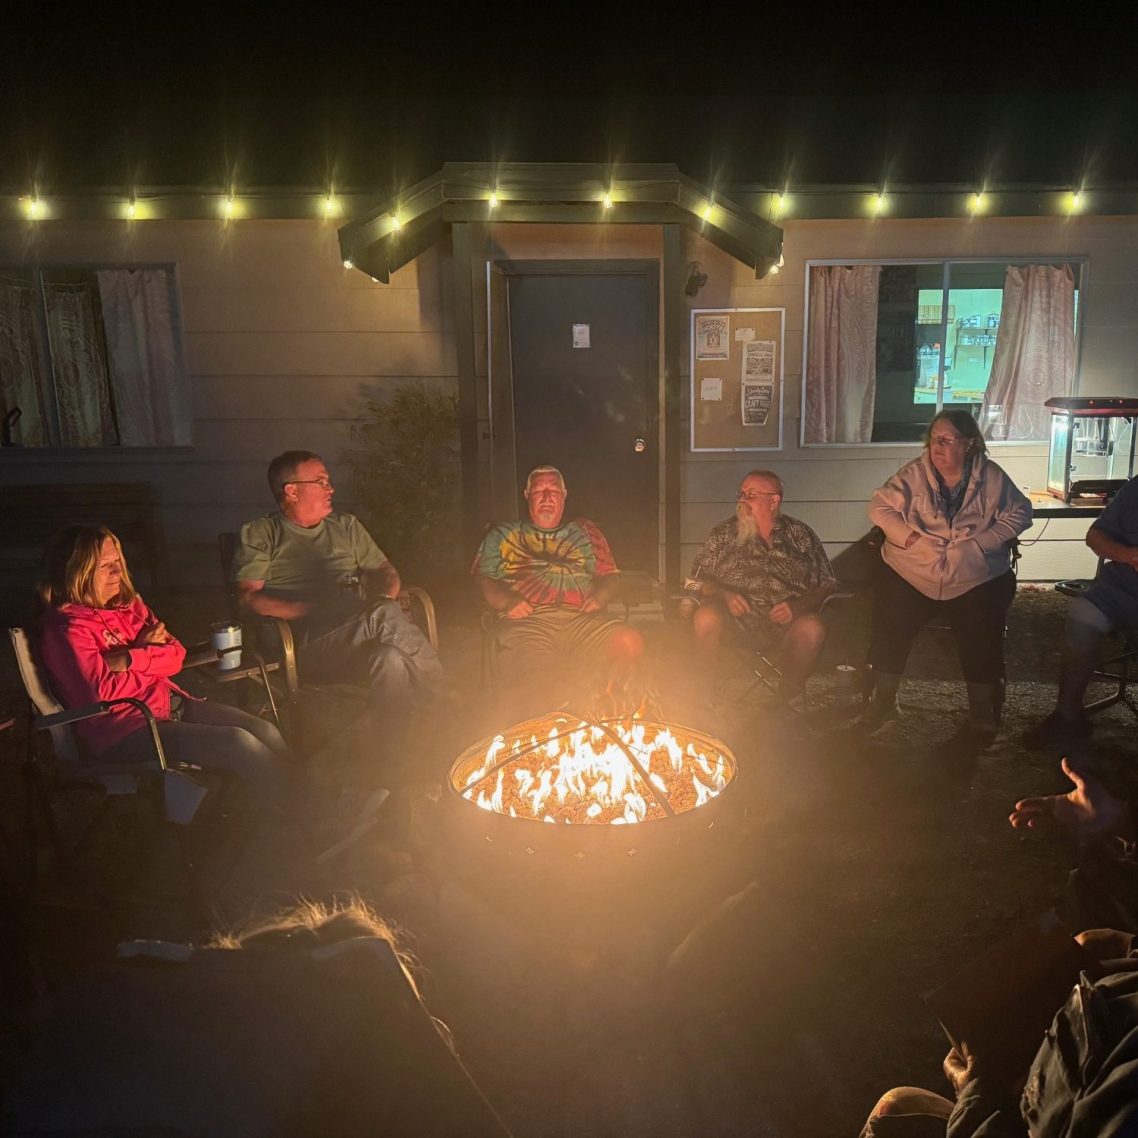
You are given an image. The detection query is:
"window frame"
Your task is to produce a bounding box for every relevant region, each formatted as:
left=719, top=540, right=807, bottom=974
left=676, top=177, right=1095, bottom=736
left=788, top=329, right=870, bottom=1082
left=0, top=260, right=191, bottom=451
left=798, top=254, right=1089, bottom=448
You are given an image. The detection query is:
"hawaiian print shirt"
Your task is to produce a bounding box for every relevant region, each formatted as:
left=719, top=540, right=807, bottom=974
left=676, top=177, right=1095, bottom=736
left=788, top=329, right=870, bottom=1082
left=689, top=514, right=835, bottom=635
left=472, top=518, right=618, bottom=609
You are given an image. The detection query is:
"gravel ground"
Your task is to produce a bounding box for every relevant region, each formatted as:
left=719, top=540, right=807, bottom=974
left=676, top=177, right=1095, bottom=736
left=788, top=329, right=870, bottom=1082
left=2, top=582, right=1136, bottom=1135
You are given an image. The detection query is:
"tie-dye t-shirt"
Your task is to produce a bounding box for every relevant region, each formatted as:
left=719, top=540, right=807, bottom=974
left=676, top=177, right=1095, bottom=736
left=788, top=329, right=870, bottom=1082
left=471, top=518, right=618, bottom=609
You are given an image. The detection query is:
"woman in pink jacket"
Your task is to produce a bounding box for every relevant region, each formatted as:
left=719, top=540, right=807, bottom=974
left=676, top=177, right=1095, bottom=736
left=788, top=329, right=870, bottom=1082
left=862, top=410, right=1032, bottom=742
left=38, top=524, right=297, bottom=809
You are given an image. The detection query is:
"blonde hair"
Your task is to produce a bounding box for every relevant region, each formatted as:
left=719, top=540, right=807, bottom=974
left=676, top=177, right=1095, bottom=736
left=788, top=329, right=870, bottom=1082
left=205, top=895, right=420, bottom=997
left=38, top=524, right=137, bottom=609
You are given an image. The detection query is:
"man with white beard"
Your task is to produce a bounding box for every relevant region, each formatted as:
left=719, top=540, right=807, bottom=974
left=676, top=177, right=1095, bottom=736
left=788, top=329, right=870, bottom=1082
left=686, top=470, right=836, bottom=707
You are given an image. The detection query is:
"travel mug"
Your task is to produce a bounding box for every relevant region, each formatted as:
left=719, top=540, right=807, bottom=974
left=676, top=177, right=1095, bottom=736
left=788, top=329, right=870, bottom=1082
left=210, top=622, right=243, bottom=671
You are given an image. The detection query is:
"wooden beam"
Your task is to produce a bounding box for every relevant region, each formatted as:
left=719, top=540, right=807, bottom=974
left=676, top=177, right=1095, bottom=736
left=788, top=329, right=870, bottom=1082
left=662, top=224, right=684, bottom=594
left=450, top=223, right=482, bottom=559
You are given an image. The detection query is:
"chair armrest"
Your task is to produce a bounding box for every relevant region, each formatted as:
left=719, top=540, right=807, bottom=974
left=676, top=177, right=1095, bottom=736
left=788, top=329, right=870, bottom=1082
left=182, top=642, right=220, bottom=669
left=402, top=587, right=439, bottom=650
left=819, top=590, right=854, bottom=615
left=35, top=696, right=169, bottom=771
left=260, top=616, right=299, bottom=695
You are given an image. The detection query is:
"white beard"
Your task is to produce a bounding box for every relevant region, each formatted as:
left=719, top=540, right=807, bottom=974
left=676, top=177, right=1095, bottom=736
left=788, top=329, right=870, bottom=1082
left=735, top=505, right=759, bottom=544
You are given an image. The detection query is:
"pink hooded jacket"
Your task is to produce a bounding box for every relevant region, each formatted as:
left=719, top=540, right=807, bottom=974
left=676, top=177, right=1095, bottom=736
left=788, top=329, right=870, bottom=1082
left=38, top=597, right=188, bottom=756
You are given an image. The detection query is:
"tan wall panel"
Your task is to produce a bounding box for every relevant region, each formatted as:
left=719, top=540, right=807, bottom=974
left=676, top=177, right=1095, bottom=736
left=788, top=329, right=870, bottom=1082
left=192, top=374, right=456, bottom=419
left=181, top=283, right=448, bottom=334
left=184, top=330, right=455, bottom=378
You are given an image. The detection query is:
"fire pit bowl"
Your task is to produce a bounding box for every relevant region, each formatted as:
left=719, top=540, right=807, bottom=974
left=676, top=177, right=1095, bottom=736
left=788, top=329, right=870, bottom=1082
left=445, top=710, right=739, bottom=869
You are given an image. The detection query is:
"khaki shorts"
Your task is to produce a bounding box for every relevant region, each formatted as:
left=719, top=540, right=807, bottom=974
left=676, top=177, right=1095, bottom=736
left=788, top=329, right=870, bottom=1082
left=492, top=606, right=625, bottom=677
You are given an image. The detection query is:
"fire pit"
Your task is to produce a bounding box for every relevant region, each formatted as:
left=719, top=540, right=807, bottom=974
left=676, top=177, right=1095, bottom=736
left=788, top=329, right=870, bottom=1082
left=445, top=711, right=739, bottom=871
left=451, top=711, right=736, bottom=826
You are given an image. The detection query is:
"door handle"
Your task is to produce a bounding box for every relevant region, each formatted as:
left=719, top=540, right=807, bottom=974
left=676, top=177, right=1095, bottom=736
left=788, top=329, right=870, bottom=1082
left=633, top=437, right=647, bottom=453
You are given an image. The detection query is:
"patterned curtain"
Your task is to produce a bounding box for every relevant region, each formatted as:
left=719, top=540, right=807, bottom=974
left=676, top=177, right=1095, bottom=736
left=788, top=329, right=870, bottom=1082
left=97, top=268, right=191, bottom=446
left=804, top=264, right=882, bottom=443
left=980, top=264, right=1076, bottom=442
left=0, top=274, right=51, bottom=445
left=44, top=282, right=117, bottom=447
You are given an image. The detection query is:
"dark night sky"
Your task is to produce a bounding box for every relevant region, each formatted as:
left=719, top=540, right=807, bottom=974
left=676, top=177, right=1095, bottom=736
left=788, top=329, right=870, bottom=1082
left=3, top=2, right=1138, bottom=194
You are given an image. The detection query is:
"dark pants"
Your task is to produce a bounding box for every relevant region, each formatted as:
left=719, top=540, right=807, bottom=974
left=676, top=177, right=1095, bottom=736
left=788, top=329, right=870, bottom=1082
left=296, top=598, right=445, bottom=717
left=868, top=565, right=1016, bottom=683
left=100, top=699, right=298, bottom=811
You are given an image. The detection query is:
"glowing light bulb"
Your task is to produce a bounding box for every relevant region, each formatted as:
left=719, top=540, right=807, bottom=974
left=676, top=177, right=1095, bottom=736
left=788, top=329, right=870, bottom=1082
left=872, top=193, right=886, bottom=214
left=126, top=201, right=137, bottom=220
left=702, top=203, right=713, bottom=221
left=777, top=253, right=785, bottom=268
left=768, top=263, right=780, bottom=275
left=390, top=214, right=401, bottom=231
left=322, top=195, right=338, bottom=217
left=970, top=192, right=986, bottom=213
left=21, top=196, right=42, bottom=220
left=489, top=192, right=498, bottom=208
left=1068, top=190, right=1083, bottom=212
left=602, top=191, right=612, bottom=209
left=343, top=258, right=354, bottom=270
left=774, top=193, right=786, bottom=214
left=222, top=196, right=236, bottom=218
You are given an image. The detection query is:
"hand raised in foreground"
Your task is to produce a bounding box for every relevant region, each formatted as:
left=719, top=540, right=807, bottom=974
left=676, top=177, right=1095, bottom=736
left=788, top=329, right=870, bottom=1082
left=943, top=1042, right=977, bottom=1099
left=1009, top=757, right=1131, bottom=841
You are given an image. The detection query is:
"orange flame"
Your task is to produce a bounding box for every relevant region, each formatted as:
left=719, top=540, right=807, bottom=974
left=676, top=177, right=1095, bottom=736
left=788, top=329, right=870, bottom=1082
left=451, top=713, right=735, bottom=826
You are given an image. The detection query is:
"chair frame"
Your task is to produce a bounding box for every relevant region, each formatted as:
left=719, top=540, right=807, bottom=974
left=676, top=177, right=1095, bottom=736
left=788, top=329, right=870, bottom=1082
left=8, top=627, right=206, bottom=910
left=1055, top=566, right=1138, bottom=720
left=734, top=590, right=854, bottom=710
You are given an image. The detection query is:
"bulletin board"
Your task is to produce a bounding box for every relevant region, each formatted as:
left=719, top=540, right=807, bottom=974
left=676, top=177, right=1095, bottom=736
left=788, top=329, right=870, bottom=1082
left=690, top=307, right=785, bottom=451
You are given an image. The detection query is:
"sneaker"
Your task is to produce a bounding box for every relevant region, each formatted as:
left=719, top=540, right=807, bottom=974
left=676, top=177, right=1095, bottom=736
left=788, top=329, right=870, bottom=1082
left=1022, top=710, right=1093, bottom=750
left=851, top=695, right=899, bottom=733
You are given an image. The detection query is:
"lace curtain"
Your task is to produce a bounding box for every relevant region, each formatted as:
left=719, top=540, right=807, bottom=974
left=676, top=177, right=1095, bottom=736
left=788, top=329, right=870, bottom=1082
left=0, top=268, right=190, bottom=447
left=44, top=282, right=118, bottom=447
left=804, top=265, right=882, bottom=443
left=97, top=269, right=192, bottom=446
left=0, top=275, right=51, bottom=445
left=980, top=264, right=1076, bottom=441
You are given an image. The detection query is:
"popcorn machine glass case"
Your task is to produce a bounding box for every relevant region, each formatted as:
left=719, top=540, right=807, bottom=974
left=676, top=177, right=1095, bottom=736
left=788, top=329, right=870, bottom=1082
left=1046, top=397, right=1138, bottom=503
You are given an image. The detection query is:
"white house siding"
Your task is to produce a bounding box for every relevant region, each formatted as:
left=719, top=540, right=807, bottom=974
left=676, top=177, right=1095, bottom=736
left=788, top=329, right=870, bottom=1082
left=0, top=220, right=453, bottom=584
left=676, top=215, right=1138, bottom=583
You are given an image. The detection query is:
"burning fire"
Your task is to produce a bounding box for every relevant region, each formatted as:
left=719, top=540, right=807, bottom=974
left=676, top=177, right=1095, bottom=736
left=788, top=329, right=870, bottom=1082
left=451, top=713, right=736, bottom=826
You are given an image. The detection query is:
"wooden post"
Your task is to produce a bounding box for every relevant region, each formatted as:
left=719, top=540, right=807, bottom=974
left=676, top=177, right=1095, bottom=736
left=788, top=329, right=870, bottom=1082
left=662, top=224, right=685, bottom=595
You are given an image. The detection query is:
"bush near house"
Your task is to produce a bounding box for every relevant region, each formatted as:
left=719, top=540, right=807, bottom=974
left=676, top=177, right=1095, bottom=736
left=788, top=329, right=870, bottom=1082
left=343, top=382, right=463, bottom=590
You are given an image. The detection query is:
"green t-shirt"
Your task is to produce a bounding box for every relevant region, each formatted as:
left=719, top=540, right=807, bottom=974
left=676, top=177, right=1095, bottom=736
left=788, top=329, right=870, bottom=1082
left=233, top=512, right=387, bottom=601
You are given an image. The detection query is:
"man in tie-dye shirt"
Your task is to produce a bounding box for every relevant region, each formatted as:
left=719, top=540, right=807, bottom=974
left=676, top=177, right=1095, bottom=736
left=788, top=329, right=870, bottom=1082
left=472, top=466, right=643, bottom=700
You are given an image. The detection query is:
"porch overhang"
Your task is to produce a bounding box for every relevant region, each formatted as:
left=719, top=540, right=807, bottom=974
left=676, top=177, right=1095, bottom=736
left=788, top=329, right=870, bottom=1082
left=337, top=162, right=783, bottom=282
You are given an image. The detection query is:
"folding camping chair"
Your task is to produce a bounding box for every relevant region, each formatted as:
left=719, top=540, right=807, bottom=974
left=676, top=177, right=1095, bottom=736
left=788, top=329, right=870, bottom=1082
left=9, top=627, right=211, bottom=905
left=1056, top=561, right=1138, bottom=719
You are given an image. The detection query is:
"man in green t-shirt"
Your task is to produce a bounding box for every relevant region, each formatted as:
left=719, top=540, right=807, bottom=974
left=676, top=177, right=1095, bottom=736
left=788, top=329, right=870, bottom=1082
left=234, top=451, right=444, bottom=727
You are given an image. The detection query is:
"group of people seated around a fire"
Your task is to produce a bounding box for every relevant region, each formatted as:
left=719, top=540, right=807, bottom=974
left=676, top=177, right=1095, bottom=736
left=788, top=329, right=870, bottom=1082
left=20, top=409, right=1138, bottom=1137
left=32, top=406, right=1138, bottom=820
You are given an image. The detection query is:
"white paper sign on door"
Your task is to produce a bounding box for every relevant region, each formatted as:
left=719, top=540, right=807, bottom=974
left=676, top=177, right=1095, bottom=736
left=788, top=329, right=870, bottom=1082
left=572, top=324, right=590, bottom=349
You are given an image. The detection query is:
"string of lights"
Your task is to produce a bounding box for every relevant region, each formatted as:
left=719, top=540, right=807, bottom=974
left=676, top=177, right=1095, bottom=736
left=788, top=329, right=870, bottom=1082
left=5, top=186, right=1112, bottom=224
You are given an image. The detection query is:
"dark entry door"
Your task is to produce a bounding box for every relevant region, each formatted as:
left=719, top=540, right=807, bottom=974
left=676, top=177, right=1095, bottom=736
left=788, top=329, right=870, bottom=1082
left=505, top=264, right=659, bottom=575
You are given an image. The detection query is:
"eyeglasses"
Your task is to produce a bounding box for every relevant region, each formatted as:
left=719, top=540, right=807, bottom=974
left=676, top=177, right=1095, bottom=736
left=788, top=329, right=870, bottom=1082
left=287, top=478, right=333, bottom=490
left=736, top=490, right=779, bottom=501
left=929, top=435, right=967, bottom=447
